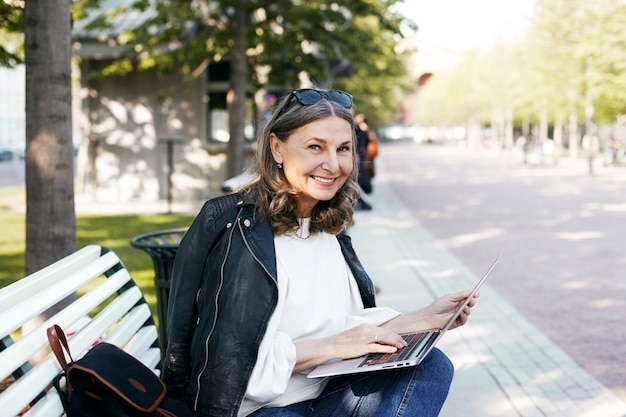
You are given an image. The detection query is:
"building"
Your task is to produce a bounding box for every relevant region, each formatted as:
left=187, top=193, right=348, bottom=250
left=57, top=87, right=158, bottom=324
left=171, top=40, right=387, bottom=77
left=72, top=1, right=257, bottom=204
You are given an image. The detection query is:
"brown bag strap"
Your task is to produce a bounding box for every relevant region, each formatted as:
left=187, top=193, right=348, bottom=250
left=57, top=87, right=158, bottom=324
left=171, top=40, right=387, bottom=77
left=47, top=324, right=73, bottom=372
left=156, top=408, right=177, bottom=417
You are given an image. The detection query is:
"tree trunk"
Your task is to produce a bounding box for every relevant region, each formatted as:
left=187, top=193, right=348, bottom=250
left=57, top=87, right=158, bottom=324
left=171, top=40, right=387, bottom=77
left=24, top=0, right=76, bottom=277
left=227, top=1, right=249, bottom=178
left=539, top=110, right=549, bottom=164
left=490, top=107, right=501, bottom=147
left=504, top=107, right=514, bottom=149
left=568, top=112, right=579, bottom=161
left=553, top=116, right=563, bottom=164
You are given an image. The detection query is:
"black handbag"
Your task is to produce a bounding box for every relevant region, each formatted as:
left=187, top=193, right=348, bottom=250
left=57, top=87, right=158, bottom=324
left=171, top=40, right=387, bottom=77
left=47, top=324, right=195, bottom=417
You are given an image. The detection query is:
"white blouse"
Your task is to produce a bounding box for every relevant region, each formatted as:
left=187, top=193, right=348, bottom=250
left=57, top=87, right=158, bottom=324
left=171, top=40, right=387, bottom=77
left=238, top=219, right=400, bottom=416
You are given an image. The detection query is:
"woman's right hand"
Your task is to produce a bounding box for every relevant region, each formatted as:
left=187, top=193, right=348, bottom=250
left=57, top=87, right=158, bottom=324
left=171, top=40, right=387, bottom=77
left=331, top=323, right=407, bottom=359
left=293, top=323, right=406, bottom=374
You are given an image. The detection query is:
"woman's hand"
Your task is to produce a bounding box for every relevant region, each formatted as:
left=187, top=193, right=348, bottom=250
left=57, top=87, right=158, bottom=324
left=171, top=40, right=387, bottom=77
left=426, top=289, right=479, bottom=330
left=330, top=323, right=407, bottom=359
left=293, top=324, right=406, bottom=374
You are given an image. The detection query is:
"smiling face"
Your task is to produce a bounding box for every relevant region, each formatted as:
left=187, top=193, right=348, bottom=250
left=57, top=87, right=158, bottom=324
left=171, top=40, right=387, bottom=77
left=270, top=116, right=355, bottom=218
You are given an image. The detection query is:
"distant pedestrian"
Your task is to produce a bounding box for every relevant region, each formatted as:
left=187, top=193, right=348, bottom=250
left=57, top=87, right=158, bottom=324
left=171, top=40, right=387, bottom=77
left=354, top=113, right=377, bottom=211
left=355, top=113, right=376, bottom=195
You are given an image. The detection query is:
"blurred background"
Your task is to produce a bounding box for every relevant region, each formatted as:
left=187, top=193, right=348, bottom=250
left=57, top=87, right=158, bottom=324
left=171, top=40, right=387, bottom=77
left=1, top=0, right=624, bottom=201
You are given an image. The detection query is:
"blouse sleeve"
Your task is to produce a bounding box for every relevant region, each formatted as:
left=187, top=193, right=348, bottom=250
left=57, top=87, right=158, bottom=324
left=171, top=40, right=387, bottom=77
left=345, top=267, right=401, bottom=329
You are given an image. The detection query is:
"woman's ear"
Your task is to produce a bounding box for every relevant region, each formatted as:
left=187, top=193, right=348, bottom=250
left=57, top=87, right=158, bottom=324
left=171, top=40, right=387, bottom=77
left=269, top=133, right=283, bottom=164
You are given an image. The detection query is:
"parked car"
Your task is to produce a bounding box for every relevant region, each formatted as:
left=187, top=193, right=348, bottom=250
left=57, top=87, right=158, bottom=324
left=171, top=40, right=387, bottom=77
left=220, top=170, right=255, bottom=193
left=0, top=147, right=14, bottom=162
left=377, top=124, right=424, bottom=143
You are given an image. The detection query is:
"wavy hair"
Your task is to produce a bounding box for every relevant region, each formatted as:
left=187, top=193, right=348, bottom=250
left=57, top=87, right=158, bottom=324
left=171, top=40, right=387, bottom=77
left=240, top=90, right=360, bottom=236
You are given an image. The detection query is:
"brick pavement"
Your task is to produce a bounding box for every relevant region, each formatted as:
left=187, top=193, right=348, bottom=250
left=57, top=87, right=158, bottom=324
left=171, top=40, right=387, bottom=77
left=349, top=155, right=626, bottom=417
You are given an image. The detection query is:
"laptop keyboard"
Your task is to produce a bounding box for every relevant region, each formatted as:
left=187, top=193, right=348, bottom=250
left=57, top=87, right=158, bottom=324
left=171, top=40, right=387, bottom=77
left=358, top=332, right=429, bottom=368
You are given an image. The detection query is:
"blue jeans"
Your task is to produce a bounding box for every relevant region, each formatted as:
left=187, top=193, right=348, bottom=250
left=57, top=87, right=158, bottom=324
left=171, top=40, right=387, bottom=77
left=249, top=348, right=454, bottom=417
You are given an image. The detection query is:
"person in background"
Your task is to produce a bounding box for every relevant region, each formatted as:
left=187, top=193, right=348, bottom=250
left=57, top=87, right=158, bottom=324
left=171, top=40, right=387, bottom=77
left=354, top=113, right=376, bottom=210
left=162, top=87, right=479, bottom=417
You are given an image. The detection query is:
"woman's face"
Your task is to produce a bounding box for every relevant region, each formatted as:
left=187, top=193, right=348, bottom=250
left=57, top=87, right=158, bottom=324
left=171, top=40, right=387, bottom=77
left=270, top=116, right=354, bottom=218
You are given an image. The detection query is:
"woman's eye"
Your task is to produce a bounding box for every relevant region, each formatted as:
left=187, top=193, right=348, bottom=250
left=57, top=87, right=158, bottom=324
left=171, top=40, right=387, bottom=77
left=309, top=144, right=321, bottom=150
left=338, top=146, right=351, bottom=152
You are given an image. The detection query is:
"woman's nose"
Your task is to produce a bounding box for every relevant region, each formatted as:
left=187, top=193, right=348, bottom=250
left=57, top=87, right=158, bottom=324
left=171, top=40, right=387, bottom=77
left=322, top=151, right=339, bottom=171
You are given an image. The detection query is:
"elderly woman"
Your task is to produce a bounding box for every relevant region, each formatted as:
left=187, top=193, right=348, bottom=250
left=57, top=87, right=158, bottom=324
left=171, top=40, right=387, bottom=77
left=162, top=88, right=478, bottom=417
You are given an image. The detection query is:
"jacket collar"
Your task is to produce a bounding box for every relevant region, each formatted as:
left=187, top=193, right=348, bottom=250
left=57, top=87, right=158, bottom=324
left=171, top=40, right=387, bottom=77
left=235, top=200, right=278, bottom=280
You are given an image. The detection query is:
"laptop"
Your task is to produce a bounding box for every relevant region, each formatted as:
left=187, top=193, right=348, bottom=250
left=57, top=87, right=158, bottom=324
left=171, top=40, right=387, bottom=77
left=307, top=254, right=501, bottom=379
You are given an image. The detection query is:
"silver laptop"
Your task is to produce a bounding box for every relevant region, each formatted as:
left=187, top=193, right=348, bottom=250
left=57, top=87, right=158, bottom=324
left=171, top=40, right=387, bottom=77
left=307, top=254, right=501, bottom=379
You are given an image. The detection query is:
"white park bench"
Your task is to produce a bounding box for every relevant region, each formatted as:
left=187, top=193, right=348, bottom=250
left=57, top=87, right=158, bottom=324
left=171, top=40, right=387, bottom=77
left=0, top=245, right=161, bottom=417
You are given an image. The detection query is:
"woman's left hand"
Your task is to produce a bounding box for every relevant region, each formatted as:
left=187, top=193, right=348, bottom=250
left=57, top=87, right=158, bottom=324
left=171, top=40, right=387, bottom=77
left=426, top=289, right=479, bottom=330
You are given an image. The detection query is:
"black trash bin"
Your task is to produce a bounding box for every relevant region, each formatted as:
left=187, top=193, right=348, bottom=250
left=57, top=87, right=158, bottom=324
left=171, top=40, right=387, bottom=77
left=130, top=227, right=188, bottom=358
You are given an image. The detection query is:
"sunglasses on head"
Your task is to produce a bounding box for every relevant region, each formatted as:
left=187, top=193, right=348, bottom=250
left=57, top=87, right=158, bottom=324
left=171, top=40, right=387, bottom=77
left=276, top=88, right=353, bottom=117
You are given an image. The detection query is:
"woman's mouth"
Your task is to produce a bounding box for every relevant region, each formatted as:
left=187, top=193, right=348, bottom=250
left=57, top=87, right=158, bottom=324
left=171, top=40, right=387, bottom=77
left=311, top=175, right=335, bottom=184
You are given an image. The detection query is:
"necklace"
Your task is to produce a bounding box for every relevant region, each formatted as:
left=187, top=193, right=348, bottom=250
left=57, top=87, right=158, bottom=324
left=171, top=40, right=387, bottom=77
left=293, top=229, right=312, bottom=240
left=293, top=218, right=312, bottom=240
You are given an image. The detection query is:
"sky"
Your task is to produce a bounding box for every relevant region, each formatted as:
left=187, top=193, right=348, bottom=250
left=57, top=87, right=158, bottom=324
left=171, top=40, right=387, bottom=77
left=396, top=0, right=535, bottom=52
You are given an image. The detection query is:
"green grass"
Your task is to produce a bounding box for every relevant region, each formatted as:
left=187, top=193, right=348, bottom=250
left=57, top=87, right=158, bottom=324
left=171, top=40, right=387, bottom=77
left=0, top=187, right=195, bottom=322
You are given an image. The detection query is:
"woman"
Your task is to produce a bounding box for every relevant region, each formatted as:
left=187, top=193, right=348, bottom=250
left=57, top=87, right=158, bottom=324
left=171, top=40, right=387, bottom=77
left=162, top=88, right=478, bottom=417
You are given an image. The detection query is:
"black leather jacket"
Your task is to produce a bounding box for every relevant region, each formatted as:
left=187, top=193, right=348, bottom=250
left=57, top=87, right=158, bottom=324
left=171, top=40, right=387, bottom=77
left=162, top=193, right=377, bottom=417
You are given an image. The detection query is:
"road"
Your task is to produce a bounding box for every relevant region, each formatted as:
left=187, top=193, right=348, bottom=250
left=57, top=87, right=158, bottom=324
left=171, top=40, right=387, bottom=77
left=379, top=141, right=626, bottom=403
left=0, top=158, right=24, bottom=188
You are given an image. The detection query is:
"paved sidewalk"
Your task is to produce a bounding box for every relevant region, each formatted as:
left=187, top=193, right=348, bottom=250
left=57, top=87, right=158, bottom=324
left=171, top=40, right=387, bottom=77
left=69, top=153, right=626, bottom=416
left=349, top=163, right=626, bottom=417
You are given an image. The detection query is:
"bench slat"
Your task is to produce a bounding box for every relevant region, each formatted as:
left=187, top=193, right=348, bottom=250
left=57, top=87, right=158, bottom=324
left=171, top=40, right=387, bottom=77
left=65, top=287, right=144, bottom=358
left=0, top=290, right=147, bottom=416
left=0, top=251, right=125, bottom=338
left=0, top=245, right=162, bottom=417
left=22, top=390, right=65, bottom=417
left=105, top=305, right=154, bottom=350
left=0, top=246, right=103, bottom=315
left=139, top=348, right=162, bottom=374
left=0, top=356, right=60, bottom=416
left=0, top=268, right=132, bottom=382
left=122, top=325, right=160, bottom=365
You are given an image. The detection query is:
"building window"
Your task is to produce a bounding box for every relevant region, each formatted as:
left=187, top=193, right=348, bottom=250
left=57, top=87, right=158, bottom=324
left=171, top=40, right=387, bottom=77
left=206, top=62, right=256, bottom=144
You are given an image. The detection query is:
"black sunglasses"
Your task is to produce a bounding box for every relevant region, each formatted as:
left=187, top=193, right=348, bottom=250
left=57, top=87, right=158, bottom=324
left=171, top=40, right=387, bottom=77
left=276, top=88, right=353, bottom=117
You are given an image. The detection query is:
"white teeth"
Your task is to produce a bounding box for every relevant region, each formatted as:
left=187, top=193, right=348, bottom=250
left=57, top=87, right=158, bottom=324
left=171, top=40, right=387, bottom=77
left=313, top=176, right=334, bottom=183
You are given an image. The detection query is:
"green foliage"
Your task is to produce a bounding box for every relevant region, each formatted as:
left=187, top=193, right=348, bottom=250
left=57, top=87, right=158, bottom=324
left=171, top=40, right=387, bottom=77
left=519, top=0, right=626, bottom=124
left=1, top=0, right=414, bottom=130
left=71, top=0, right=108, bottom=22
left=73, top=0, right=413, bottom=126
left=0, top=0, right=109, bottom=67
left=411, top=0, right=626, bottom=130
left=5, top=0, right=626, bottom=130
left=329, top=4, right=413, bottom=127
left=583, top=0, right=626, bottom=122
left=0, top=1, right=24, bottom=66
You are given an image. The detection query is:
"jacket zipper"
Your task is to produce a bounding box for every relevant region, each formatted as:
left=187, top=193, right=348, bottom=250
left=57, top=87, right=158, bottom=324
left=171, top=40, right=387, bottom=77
left=193, top=209, right=240, bottom=409
left=238, top=217, right=278, bottom=286
left=233, top=216, right=279, bottom=411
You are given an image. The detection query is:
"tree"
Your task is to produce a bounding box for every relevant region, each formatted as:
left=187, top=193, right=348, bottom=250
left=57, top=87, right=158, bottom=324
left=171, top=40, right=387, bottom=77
left=24, top=0, right=76, bottom=278
left=79, top=0, right=412, bottom=176
left=520, top=0, right=626, bottom=161
left=1, top=0, right=412, bottom=278
left=0, top=0, right=23, bottom=67
left=580, top=0, right=626, bottom=123
left=408, top=0, right=626, bottom=161
left=0, top=0, right=77, bottom=277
